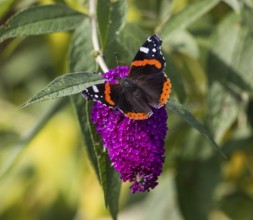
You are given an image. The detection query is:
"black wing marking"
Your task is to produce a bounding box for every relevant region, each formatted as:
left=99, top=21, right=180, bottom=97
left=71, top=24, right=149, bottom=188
left=82, top=83, right=151, bottom=114
left=82, top=83, right=116, bottom=107
left=108, top=84, right=152, bottom=115
left=129, top=34, right=166, bottom=77
left=135, top=72, right=170, bottom=108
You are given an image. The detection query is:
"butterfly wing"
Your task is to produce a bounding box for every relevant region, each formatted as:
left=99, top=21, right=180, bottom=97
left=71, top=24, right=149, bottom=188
left=136, top=72, right=171, bottom=109
left=117, top=86, right=153, bottom=120
left=128, top=34, right=171, bottom=108
left=82, top=83, right=118, bottom=107
left=129, top=34, right=166, bottom=77
left=82, top=83, right=152, bottom=120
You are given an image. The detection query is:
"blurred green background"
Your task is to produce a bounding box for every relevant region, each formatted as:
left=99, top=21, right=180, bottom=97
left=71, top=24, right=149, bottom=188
left=1, top=0, right=253, bottom=219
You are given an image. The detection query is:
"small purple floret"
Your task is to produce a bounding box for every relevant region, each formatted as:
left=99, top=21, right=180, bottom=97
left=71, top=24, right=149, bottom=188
left=90, top=66, right=168, bottom=193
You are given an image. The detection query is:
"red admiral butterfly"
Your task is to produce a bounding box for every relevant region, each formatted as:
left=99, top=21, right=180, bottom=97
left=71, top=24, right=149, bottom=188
left=82, top=34, right=171, bottom=120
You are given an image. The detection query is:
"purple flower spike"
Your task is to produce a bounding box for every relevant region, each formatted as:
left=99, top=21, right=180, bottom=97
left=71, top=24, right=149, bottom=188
left=91, top=66, right=168, bottom=193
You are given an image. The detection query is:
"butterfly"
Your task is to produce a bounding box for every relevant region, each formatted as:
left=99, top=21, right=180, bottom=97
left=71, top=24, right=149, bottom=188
left=82, top=34, right=171, bottom=120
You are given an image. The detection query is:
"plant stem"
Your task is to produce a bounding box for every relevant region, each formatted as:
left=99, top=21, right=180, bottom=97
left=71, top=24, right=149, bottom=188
left=89, top=0, right=109, bottom=73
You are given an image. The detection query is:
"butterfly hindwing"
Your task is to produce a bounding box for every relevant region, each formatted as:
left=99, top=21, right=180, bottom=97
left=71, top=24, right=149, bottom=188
left=135, top=72, right=172, bottom=108
left=118, top=86, right=153, bottom=119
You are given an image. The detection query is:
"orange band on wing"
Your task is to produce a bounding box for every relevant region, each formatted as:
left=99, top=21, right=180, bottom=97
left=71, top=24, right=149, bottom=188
left=125, top=112, right=150, bottom=120
left=104, top=83, right=115, bottom=106
left=159, top=78, right=171, bottom=105
left=131, top=59, right=162, bottom=69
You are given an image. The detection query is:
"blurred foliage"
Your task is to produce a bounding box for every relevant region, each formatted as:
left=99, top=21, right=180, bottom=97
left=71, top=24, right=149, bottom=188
left=1, top=0, right=253, bottom=219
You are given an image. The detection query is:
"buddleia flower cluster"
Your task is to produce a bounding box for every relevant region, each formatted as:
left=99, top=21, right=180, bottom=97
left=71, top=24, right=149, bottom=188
left=90, top=66, right=168, bottom=193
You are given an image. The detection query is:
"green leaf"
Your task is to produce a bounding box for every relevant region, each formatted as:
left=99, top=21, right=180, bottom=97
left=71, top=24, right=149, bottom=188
left=69, top=13, right=120, bottom=220
left=71, top=95, right=100, bottom=179
left=103, top=23, right=147, bottom=67
left=116, top=23, right=147, bottom=59
left=85, top=100, right=121, bottom=220
left=0, top=4, right=86, bottom=42
left=164, top=53, right=186, bottom=103
left=206, top=82, right=239, bottom=143
left=69, top=18, right=97, bottom=72
left=207, top=13, right=253, bottom=92
left=98, top=149, right=121, bottom=220
left=19, top=72, right=104, bottom=108
left=223, top=135, right=253, bottom=155
left=144, top=175, right=183, bottom=220
left=219, top=192, right=253, bottom=220
left=0, top=99, right=68, bottom=178
left=71, top=96, right=121, bottom=220
left=206, top=12, right=253, bottom=142
left=176, top=156, right=221, bottom=220
left=97, top=0, right=128, bottom=49
left=176, top=129, right=215, bottom=160
left=166, top=99, right=227, bottom=158
left=160, top=0, right=220, bottom=41
left=166, top=30, right=199, bottom=59
left=222, top=0, right=241, bottom=13
left=69, top=15, right=99, bottom=178
left=242, top=5, right=253, bottom=33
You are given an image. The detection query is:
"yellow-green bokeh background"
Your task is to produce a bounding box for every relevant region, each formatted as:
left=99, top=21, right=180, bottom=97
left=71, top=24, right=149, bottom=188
left=1, top=0, right=253, bottom=219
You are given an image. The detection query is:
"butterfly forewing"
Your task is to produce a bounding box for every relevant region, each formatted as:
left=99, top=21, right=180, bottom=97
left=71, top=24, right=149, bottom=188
left=82, top=83, right=116, bottom=107
left=129, top=34, right=166, bottom=76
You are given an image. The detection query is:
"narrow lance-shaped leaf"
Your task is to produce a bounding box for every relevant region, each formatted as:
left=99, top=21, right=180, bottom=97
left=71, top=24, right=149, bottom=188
left=0, top=98, right=68, bottom=178
left=166, top=99, right=227, bottom=159
left=160, top=0, right=220, bottom=41
left=71, top=95, right=100, bottom=180
left=164, top=53, right=186, bottom=103
left=0, top=4, right=86, bottom=42
left=70, top=80, right=121, bottom=220
left=85, top=100, right=121, bottom=220
left=206, top=13, right=253, bottom=142
left=69, top=14, right=121, bottom=219
left=207, top=13, right=253, bottom=92
left=176, top=156, right=221, bottom=220
left=99, top=155, right=121, bottom=220
left=69, top=19, right=97, bottom=72
left=97, top=0, right=128, bottom=49
left=19, top=72, right=104, bottom=108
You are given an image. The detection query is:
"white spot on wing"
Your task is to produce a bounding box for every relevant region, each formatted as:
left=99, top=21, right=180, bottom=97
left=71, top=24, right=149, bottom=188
left=92, top=85, right=99, bottom=93
left=152, top=48, right=156, bottom=52
left=140, top=47, right=149, bottom=53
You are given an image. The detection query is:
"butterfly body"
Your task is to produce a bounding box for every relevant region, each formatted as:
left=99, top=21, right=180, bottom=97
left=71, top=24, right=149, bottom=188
left=82, top=34, right=171, bottom=120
